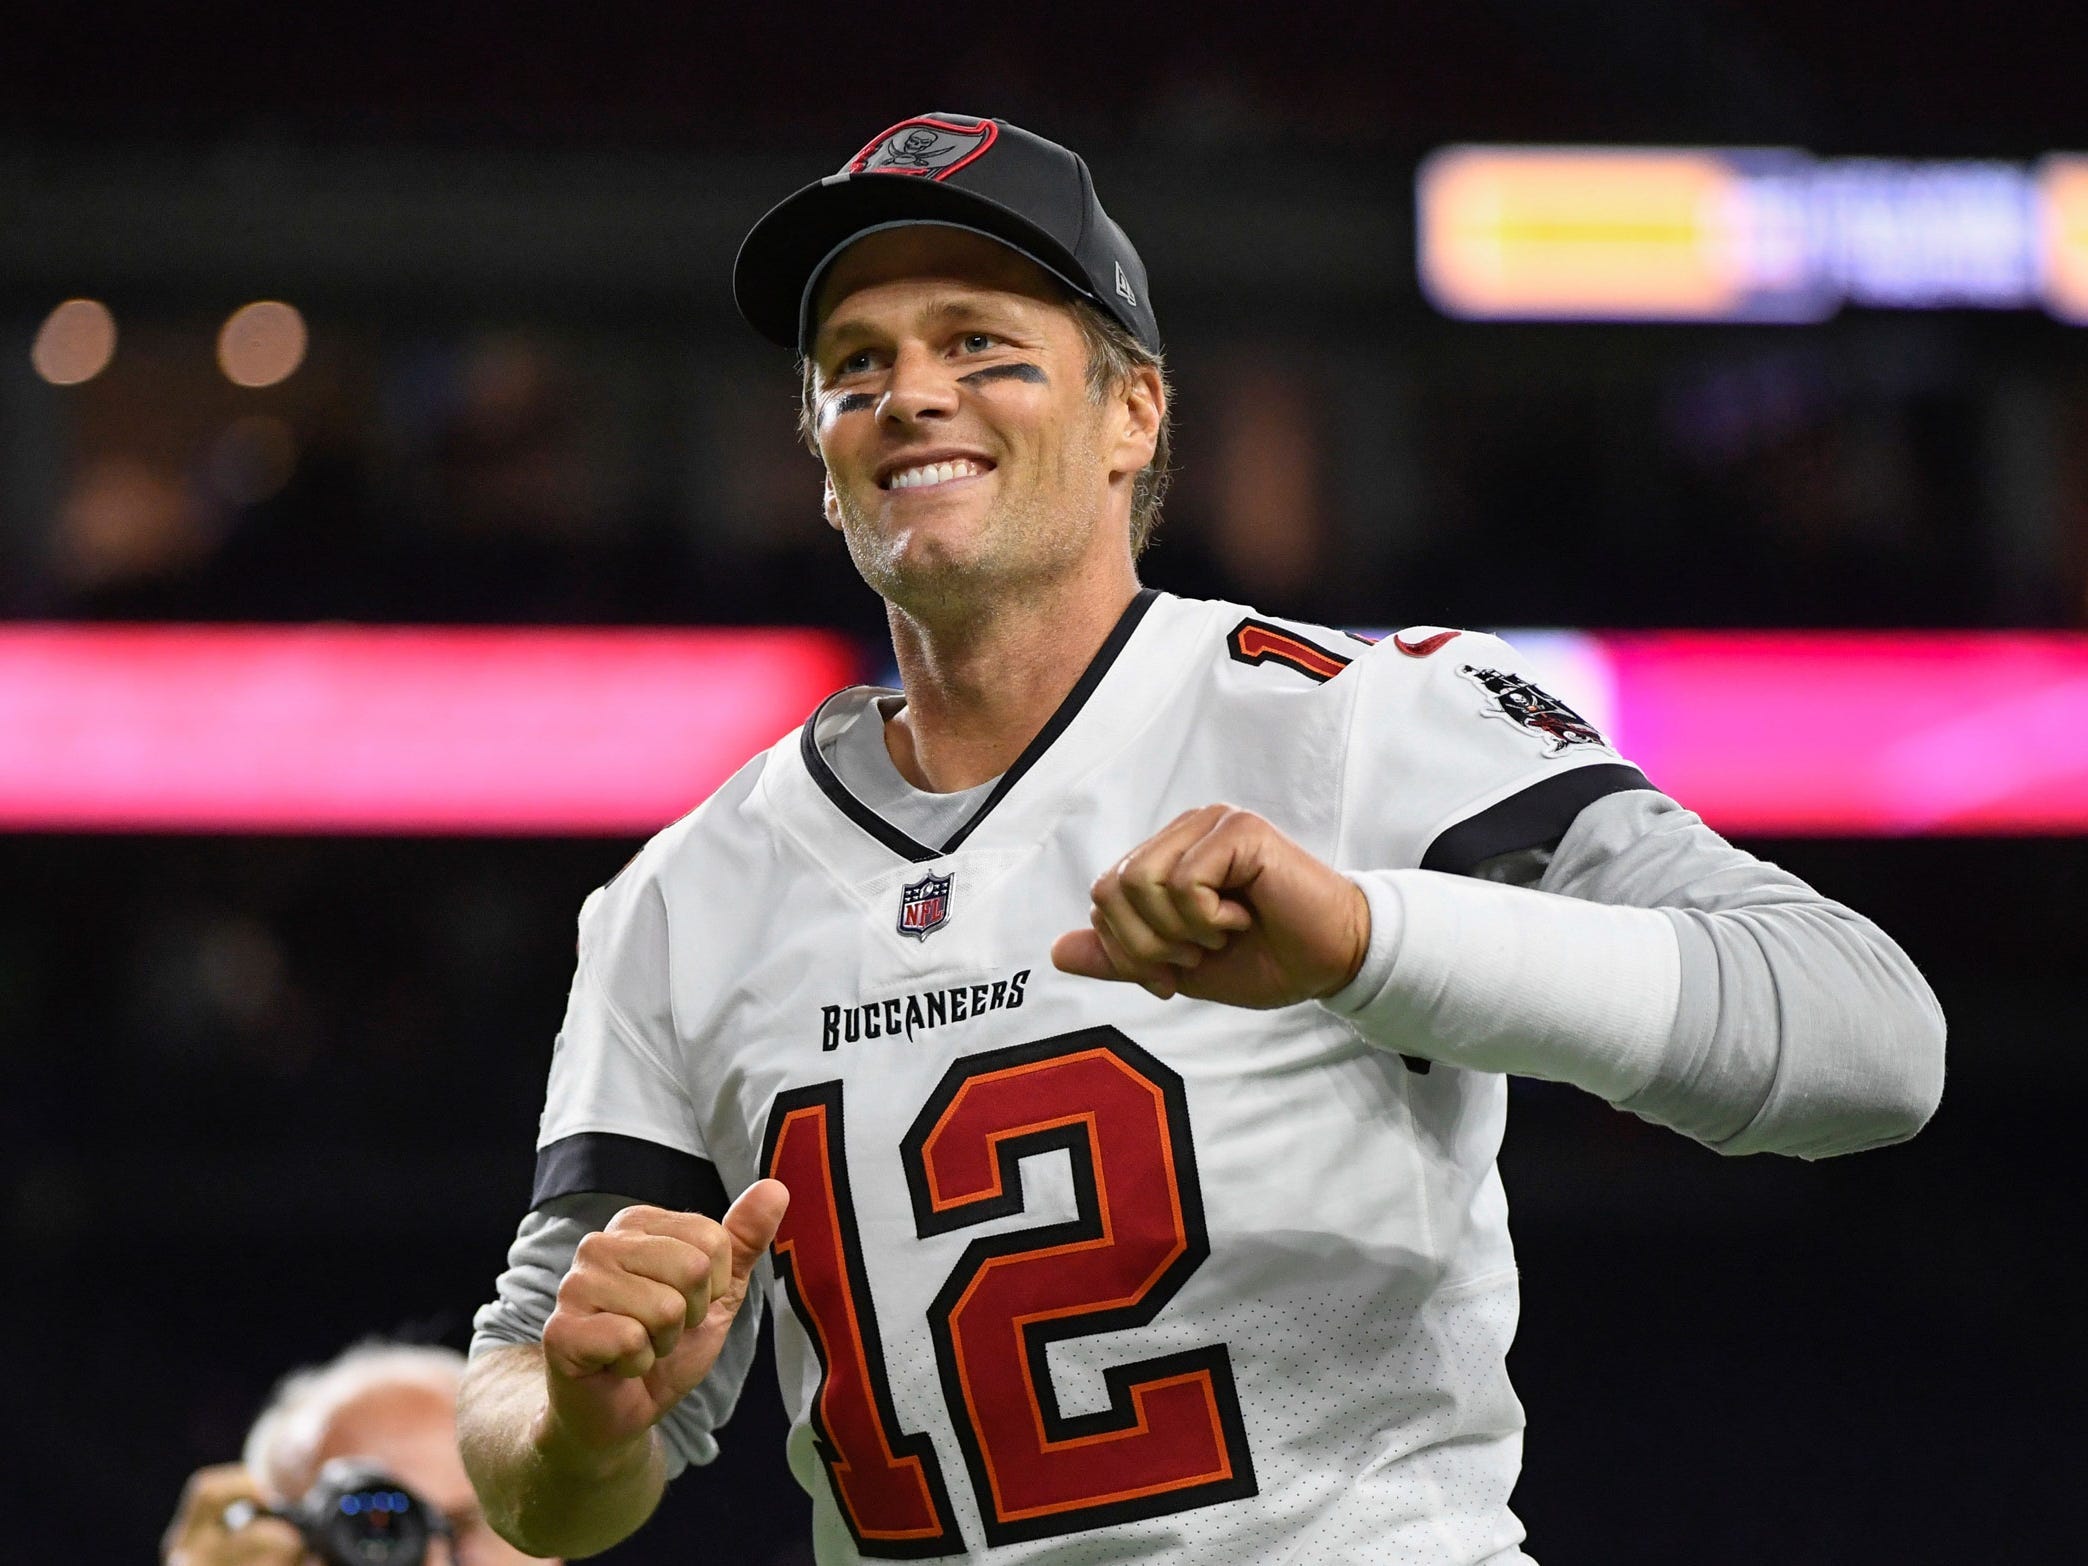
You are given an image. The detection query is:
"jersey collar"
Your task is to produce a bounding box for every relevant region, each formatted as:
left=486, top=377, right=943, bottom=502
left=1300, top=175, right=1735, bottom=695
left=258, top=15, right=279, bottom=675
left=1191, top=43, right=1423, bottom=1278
left=798, top=587, right=1161, bottom=865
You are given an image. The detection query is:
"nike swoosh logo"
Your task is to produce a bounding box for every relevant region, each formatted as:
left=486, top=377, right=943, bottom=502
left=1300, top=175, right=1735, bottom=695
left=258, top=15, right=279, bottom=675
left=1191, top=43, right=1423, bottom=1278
left=1393, top=630, right=1462, bottom=658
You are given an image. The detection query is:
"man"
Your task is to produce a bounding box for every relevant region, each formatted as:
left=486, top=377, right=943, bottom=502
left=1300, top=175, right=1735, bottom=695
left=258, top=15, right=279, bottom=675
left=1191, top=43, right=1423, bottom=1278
left=164, top=1341, right=553, bottom=1566
left=459, top=114, right=1944, bottom=1563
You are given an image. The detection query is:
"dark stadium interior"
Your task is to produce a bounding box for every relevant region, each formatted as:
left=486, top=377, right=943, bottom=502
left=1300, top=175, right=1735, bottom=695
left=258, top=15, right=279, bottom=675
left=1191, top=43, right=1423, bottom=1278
left=3, top=5, right=2082, bottom=1561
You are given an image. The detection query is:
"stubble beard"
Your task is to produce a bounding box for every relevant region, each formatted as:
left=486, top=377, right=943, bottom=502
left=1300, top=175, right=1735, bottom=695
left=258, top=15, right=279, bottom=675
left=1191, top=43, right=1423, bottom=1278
left=833, top=460, right=1101, bottom=629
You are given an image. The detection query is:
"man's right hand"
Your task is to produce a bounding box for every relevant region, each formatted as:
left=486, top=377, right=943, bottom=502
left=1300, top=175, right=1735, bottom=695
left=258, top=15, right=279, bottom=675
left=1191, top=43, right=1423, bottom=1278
left=161, top=1465, right=303, bottom=1566
left=537, top=1180, right=789, bottom=1458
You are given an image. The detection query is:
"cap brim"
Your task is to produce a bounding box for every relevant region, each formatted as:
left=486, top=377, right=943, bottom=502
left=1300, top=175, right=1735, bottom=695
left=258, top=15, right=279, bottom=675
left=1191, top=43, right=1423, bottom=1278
left=733, top=174, right=1101, bottom=354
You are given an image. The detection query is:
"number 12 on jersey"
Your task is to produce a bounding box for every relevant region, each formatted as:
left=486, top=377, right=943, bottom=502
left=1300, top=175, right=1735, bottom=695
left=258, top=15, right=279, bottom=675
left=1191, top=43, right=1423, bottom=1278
left=760, top=1028, right=1259, bottom=1555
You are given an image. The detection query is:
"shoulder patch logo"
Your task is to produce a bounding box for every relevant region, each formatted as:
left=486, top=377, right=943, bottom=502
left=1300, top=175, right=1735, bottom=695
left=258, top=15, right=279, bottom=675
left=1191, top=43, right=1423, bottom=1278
left=1227, top=618, right=1352, bottom=684
left=1459, top=664, right=1606, bottom=755
left=897, top=870, right=954, bottom=939
left=847, top=116, right=998, bottom=181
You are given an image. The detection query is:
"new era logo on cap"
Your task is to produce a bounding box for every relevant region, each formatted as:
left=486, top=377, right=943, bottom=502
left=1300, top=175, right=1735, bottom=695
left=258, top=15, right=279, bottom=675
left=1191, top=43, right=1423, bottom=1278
left=848, top=116, right=999, bottom=181
left=1115, top=260, right=1137, bottom=307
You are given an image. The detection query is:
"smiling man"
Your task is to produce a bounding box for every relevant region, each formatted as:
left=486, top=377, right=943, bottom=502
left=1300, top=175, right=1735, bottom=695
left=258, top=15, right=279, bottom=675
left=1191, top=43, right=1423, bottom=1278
left=458, top=114, right=1945, bottom=1564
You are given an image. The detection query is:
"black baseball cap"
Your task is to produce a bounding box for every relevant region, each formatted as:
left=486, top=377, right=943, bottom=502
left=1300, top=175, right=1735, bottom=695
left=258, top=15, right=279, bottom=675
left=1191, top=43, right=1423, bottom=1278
left=733, top=113, right=1160, bottom=357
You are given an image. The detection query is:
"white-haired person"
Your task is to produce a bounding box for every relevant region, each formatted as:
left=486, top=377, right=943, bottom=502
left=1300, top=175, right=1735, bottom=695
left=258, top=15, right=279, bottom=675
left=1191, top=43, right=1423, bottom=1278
left=164, top=1340, right=555, bottom=1566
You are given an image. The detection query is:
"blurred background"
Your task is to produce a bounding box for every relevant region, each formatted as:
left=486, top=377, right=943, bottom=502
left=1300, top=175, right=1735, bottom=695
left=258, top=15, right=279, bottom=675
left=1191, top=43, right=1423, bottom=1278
left=3, top=3, right=2083, bottom=1560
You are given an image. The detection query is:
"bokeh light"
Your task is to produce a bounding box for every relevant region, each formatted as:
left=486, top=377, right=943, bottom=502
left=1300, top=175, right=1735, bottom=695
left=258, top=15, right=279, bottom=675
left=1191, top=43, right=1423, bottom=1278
left=216, top=301, right=307, bottom=387
left=30, top=299, right=118, bottom=385
left=2040, top=155, right=2088, bottom=323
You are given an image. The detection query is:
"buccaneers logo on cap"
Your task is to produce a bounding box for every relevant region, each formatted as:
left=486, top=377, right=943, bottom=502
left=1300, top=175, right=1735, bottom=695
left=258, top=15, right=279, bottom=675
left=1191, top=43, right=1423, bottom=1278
left=1460, top=664, right=1607, bottom=755
left=848, top=116, right=998, bottom=181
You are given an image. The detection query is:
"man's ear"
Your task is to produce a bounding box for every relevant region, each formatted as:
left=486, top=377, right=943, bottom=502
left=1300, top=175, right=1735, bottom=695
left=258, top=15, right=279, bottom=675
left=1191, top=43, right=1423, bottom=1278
left=1109, top=364, right=1164, bottom=479
left=822, top=473, right=843, bottom=531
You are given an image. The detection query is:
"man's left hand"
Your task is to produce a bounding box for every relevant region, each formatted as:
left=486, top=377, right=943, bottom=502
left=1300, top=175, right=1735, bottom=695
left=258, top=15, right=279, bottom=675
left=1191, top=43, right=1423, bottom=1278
left=1051, top=805, right=1370, bottom=1008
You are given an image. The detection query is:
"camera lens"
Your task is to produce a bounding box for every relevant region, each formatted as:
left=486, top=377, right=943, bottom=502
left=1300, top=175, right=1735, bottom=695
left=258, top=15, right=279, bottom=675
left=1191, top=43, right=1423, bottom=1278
left=299, top=1459, right=442, bottom=1566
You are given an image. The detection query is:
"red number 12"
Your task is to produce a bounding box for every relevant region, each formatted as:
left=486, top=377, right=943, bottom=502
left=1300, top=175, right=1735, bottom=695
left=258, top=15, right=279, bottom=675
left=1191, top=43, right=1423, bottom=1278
left=761, top=1027, right=1257, bottom=1555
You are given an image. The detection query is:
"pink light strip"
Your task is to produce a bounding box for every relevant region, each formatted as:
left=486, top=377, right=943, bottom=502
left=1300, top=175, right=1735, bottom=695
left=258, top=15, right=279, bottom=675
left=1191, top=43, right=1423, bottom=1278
left=0, top=625, right=865, bottom=833
left=0, top=626, right=2082, bottom=836
left=1603, top=632, right=2088, bottom=835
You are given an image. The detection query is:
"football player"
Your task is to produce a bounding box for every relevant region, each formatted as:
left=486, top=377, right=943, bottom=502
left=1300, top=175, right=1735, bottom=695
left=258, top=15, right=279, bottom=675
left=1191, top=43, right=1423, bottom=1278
left=459, top=114, right=1944, bottom=1564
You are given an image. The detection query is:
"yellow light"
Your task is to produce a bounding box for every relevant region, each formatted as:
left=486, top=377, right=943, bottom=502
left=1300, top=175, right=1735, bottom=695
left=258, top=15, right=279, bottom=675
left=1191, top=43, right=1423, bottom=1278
left=217, top=301, right=308, bottom=388
left=2038, top=157, right=2088, bottom=324
left=31, top=299, right=118, bottom=385
left=1419, top=147, right=1753, bottom=319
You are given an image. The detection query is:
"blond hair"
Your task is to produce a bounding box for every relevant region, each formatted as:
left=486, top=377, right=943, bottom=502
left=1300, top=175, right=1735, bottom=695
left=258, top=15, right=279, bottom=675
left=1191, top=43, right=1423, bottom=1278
left=240, top=1340, right=463, bottom=1504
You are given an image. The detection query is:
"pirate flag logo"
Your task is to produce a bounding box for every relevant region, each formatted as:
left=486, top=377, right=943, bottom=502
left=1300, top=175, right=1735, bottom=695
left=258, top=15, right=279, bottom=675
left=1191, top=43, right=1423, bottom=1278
left=1459, top=664, right=1606, bottom=756
left=848, top=116, right=999, bottom=181
left=897, top=870, right=954, bottom=940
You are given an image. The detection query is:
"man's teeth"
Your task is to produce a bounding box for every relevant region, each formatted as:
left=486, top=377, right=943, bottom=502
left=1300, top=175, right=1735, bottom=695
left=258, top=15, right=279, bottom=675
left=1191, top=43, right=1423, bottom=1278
left=887, top=459, right=985, bottom=490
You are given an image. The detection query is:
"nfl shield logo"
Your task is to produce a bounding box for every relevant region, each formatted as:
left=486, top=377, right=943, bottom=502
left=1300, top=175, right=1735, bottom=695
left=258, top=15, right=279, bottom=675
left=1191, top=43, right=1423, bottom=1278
left=897, top=871, right=953, bottom=941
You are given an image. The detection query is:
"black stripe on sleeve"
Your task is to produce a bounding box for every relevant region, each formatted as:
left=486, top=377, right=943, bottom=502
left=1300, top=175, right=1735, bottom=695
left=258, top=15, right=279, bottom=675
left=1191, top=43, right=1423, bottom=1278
left=1420, top=763, right=1656, bottom=877
left=531, top=1131, right=729, bottom=1217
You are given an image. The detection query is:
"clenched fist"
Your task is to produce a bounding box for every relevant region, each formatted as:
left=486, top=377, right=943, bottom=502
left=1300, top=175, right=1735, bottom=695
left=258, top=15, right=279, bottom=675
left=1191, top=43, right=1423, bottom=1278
left=1051, top=804, right=1371, bottom=1008
left=538, top=1181, right=789, bottom=1457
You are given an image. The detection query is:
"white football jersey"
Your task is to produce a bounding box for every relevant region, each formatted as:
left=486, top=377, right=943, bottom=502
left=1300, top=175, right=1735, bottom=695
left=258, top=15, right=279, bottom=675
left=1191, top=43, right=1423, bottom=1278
left=531, top=590, right=1652, bottom=1565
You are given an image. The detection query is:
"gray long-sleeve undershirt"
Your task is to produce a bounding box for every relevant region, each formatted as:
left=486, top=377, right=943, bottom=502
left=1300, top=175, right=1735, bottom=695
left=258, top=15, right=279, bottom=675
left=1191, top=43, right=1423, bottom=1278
left=469, top=787, right=1945, bottom=1469
left=1534, top=790, right=1943, bottom=1156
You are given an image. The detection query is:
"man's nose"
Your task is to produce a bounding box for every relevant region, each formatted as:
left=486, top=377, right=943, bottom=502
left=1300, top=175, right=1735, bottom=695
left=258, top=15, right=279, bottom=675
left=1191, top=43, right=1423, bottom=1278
left=877, top=343, right=958, bottom=427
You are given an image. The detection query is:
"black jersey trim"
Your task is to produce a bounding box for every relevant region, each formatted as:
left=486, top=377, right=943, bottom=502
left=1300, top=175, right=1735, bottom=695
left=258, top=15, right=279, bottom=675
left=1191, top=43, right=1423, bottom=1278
left=530, top=1131, right=729, bottom=1218
left=1420, top=763, right=1656, bottom=877
left=799, top=588, right=1160, bottom=865
left=939, top=588, right=1158, bottom=853
left=800, top=702, right=944, bottom=863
